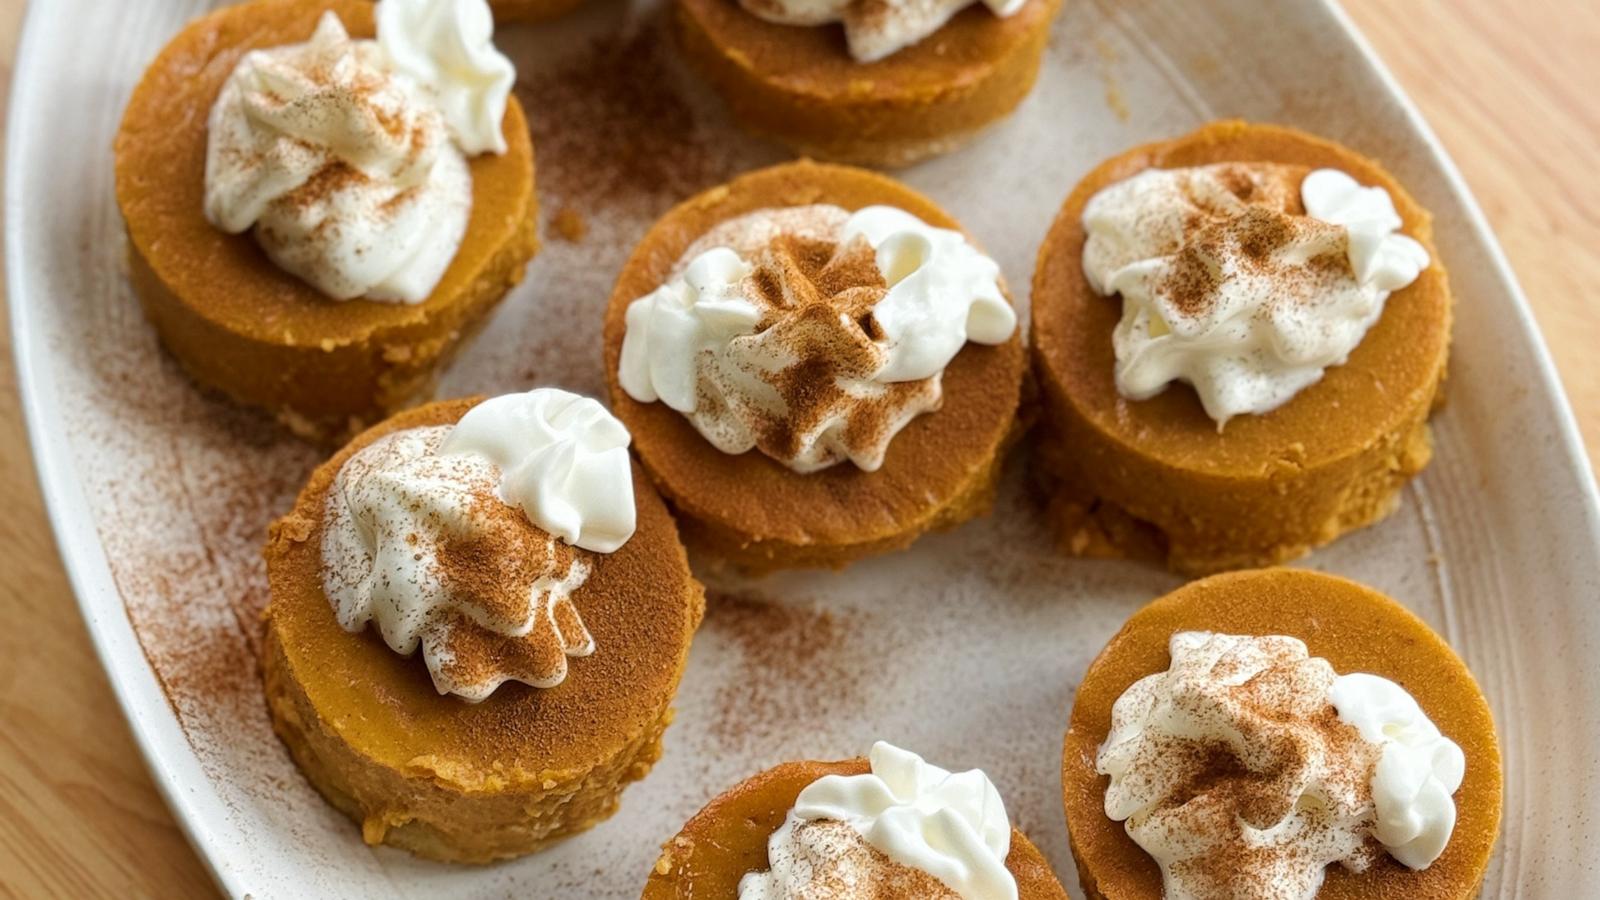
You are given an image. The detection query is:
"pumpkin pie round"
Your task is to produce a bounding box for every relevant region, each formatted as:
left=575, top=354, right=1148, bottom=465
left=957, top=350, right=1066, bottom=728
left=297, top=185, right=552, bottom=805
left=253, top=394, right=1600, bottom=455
left=601, top=160, right=1027, bottom=573
left=1062, top=568, right=1501, bottom=900
left=115, top=0, right=538, bottom=442
left=262, top=396, right=704, bottom=863
left=1030, top=121, right=1452, bottom=575
left=673, top=0, right=1063, bottom=167
left=644, top=757, right=1070, bottom=898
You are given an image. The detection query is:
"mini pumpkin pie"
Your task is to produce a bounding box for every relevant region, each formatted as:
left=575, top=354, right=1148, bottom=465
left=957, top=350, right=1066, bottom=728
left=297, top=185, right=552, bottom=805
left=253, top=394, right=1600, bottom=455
left=602, top=160, right=1027, bottom=573
left=115, top=0, right=537, bottom=442
left=674, top=0, right=1063, bottom=167
left=645, top=742, right=1070, bottom=898
left=1062, top=568, right=1501, bottom=899
left=262, top=390, right=704, bottom=863
left=1031, top=121, right=1452, bottom=575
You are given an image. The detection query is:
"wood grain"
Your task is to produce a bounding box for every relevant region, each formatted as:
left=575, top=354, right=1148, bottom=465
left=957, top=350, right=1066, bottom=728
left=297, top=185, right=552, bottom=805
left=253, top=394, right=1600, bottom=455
left=0, top=1, right=1596, bottom=897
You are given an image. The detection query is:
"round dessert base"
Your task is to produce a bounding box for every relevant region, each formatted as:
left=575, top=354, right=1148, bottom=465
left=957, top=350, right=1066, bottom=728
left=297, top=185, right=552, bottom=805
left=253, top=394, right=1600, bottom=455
left=262, top=399, right=704, bottom=864
left=1062, top=569, right=1502, bottom=900
left=1030, top=120, right=1452, bottom=576
left=114, top=0, right=539, bottom=444
left=262, top=629, right=673, bottom=864
left=602, top=160, right=1028, bottom=574
left=1032, top=413, right=1434, bottom=576
left=489, top=0, right=588, bottom=23
left=682, top=428, right=1015, bottom=575
left=672, top=0, right=1062, bottom=168
left=643, top=758, right=1071, bottom=898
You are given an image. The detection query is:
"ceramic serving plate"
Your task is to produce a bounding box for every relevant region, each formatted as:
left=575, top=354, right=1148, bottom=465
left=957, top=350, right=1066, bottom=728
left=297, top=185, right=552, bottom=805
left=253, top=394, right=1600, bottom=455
left=9, top=0, right=1600, bottom=896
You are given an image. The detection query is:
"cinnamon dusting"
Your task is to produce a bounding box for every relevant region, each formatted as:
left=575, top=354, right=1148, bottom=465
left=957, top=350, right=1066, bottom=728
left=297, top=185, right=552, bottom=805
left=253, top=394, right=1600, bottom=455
left=319, top=426, right=597, bottom=701
left=434, top=494, right=577, bottom=627
left=1101, top=634, right=1390, bottom=898
left=706, top=591, right=862, bottom=752
left=1149, top=169, right=1352, bottom=320
left=668, top=206, right=947, bottom=472
left=754, top=818, right=962, bottom=899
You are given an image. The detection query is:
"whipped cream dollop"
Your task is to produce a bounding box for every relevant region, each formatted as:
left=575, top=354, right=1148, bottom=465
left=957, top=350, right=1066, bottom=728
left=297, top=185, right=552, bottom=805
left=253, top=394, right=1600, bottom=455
left=740, top=819, right=965, bottom=899
left=618, top=204, right=1014, bottom=473
left=740, top=0, right=1027, bottom=63
left=1098, top=631, right=1465, bottom=900
left=1329, top=672, right=1467, bottom=869
left=204, top=0, right=513, bottom=302
left=320, top=389, right=634, bottom=700
left=375, top=0, right=513, bottom=155
left=440, top=390, right=637, bottom=552
left=740, top=742, right=1017, bottom=900
left=1081, top=163, right=1430, bottom=427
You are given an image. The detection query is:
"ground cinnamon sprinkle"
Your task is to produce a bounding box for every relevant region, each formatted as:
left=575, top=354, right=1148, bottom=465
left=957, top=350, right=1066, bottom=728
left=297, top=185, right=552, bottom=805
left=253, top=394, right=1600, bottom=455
left=1156, top=187, right=1338, bottom=318
left=1234, top=206, right=1297, bottom=266
left=1112, top=642, right=1388, bottom=897
left=435, top=494, right=571, bottom=627
left=516, top=20, right=749, bottom=217
left=709, top=225, right=937, bottom=468
left=1161, top=243, right=1224, bottom=317
left=431, top=496, right=592, bottom=694
left=703, top=590, right=862, bottom=751
left=1209, top=163, right=1260, bottom=203
left=763, top=819, right=962, bottom=898
left=314, top=429, right=598, bottom=698
left=435, top=596, right=586, bottom=694
left=486, top=15, right=774, bottom=396
left=813, top=239, right=882, bottom=300
left=280, top=161, right=369, bottom=212
left=85, top=394, right=323, bottom=814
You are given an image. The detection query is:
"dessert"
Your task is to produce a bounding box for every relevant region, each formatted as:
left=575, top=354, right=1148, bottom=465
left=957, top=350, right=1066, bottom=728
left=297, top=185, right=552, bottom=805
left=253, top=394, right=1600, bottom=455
left=262, top=390, right=704, bottom=863
left=602, top=160, right=1027, bottom=573
left=115, top=0, right=538, bottom=442
left=1031, top=121, right=1452, bottom=575
left=1062, top=568, right=1501, bottom=899
left=644, top=742, right=1071, bottom=898
left=673, top=0, right=1062, bottom=166
left=490, top=0, right=588, bottom=22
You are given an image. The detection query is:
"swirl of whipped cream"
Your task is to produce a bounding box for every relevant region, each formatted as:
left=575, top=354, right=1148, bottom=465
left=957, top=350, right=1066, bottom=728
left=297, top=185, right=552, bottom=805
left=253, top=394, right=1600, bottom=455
left=618, top=204, right=1014, bottom=473
left=440, top=389, right=636, bottom=553
left=1329, top=672, right=1466, bottom=869
left=375, top=0, right=514, bottom=155
left=1080, top=163, right=1430, bottom=427
left=740, top=742, right=1017, bottom=900
left=739, top=0, right=1027, bottom=63
left=321, top=425, right=594, bottom=700
left=320, top=389, right=634, bottom=701
left=844, top=206, right=1017, bottom=381
left=1098, top=631, right=1464, bottom=899
left=203, top=0, right=512, bottom=303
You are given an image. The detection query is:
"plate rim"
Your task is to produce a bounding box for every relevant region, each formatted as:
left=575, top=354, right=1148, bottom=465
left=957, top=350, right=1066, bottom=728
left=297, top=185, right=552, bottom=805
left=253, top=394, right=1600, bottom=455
left=6, top=1, right=1598, bottom=897
left=3, top=0, right=246, bottom=895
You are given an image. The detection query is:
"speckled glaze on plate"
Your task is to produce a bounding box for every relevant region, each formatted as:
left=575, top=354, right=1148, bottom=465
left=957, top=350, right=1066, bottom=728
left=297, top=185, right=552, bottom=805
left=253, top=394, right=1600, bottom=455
left=8, top=0, right=1598, bottom=896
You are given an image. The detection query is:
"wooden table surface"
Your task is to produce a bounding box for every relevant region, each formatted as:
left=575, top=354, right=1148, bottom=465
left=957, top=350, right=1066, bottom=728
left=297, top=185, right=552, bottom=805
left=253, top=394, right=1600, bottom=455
left=1, top=1, right=1596, bottom=896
